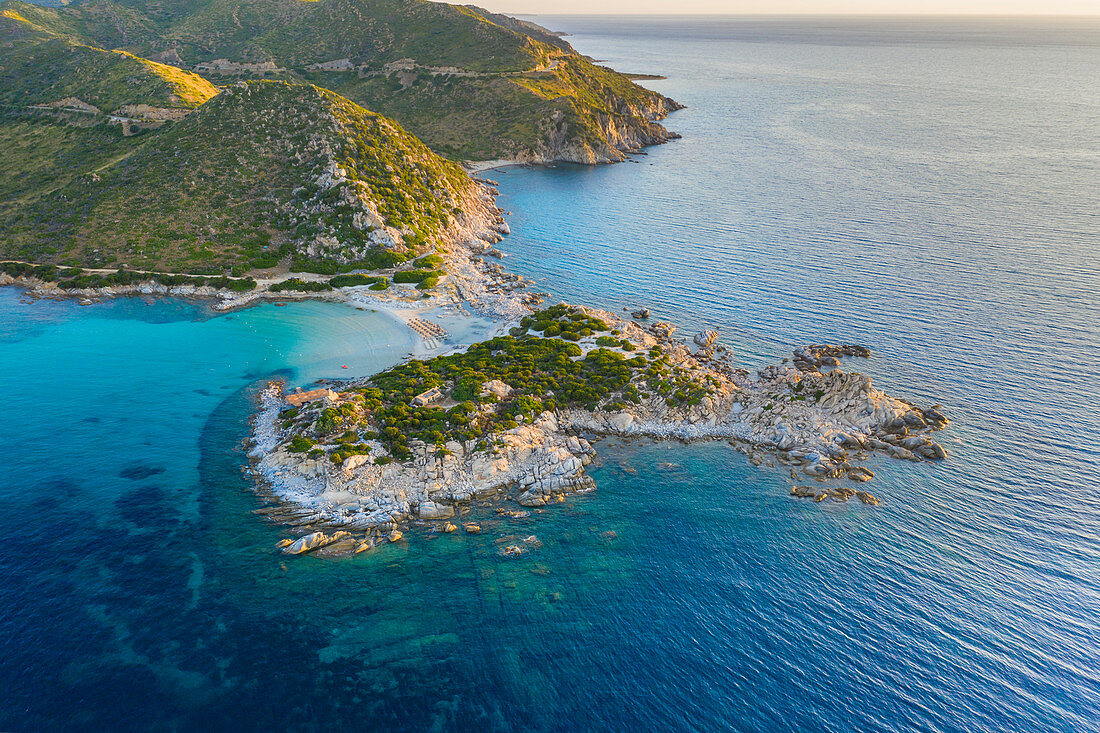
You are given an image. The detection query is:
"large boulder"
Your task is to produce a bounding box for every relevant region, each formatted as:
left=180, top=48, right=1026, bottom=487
left=481, top=379, right=514, bottom=399
left=608, top=412, right=634, bottom=432
left=283, top=530, right=350, bottom=555
left=342, top=454, right=371, bottom=471
left=693, top=330, right=719, bottom=349
left=418, top=501, right=455, bottom=520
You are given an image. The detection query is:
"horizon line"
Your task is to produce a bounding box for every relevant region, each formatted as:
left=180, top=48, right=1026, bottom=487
left=512, top=12, right=1100, bottom=17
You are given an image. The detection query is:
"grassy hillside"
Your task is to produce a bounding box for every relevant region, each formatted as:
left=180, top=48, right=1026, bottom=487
left=16, top=0, right=550, bottom=71
left=1, top=7, right=218, bottom=112
left=0, top=81, right=481, bottom=273
left=0, top=116, right=139, bottom=203
left=1, top=0, right=160, bottom=50
left=461, top=5, right=574, bottom=54
left=308, top=54, right=680, bottom=163
left=305, top=71, right=552, bottom=162
left=4, top=0, right=682, bottom=162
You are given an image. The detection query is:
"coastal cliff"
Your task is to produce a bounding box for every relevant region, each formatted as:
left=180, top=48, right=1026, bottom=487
left=517, top=97, right=683, bottom=165
left=4, top=0, right=684, bottom=166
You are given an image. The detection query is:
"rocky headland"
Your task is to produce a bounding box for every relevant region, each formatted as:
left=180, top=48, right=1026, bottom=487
left=0, top=174, right=528, bottom=316
left=248, top=300, right=950, bottom=558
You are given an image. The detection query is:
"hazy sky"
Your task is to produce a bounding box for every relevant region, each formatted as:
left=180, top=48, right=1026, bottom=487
left=477, top=0, right=1100, bottom=14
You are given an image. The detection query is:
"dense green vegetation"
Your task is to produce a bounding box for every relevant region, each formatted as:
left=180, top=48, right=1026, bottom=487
left=0, top=81, right=477, bottom=272
left=278, top=306, right=713, bottom=465
left=2, top=0, right=681, bottom=163
left=0, top=10, right=218, bottom=112
left=0, top=260, right=256, bottom=290
left=519, top=303, right=610, bottom=341
left=412, top=254, right=443, bottom=268
left=327, top=273, right=386, bottom=288
left=392, top=268, right=443, bottom=284
left=0, top=260, right=60, bottom=281
left=268, top=278, right=332, bottom=293
left=362, top=333, right=642, bottom=461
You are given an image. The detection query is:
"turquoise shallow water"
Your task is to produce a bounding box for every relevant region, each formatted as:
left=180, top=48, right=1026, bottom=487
left=2, top=16, right=1100, bottom=732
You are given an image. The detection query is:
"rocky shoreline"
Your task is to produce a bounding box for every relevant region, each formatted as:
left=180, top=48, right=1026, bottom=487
left=0, top=176, right=535, bottom=319
left=247, top=301, right=950, bottom=559
left=2, top=150, right=952, bottom=562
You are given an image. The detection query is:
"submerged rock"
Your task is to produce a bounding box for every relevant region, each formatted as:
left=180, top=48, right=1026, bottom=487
left=855, top=491, right=881, bottom=506
left=847, top=466, right=874, bottom=482
left=790, top=484, right=880, bottom=506
left=283, top=530, right=351, bottom=555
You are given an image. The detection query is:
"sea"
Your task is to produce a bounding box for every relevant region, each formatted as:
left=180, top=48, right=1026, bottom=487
left=1, top=16, right=1098, bottom=732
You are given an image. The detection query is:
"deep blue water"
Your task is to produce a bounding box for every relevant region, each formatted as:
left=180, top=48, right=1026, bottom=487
left=2, top=16, right=1100, bottom=732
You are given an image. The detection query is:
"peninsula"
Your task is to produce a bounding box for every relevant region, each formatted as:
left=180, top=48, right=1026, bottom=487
left=0, top=0, right=953, bottom=559
left=249, top=291, right=949, bottom=557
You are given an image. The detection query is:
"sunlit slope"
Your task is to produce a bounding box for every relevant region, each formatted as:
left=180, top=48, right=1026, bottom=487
left=1, top=5, right=218, bottom=112
left=0, top=81, right=483, bottom=272
left=8, top=0, right=683, bottom=162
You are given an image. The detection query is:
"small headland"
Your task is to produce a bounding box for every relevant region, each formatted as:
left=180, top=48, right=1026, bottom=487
left=248, top=303, right=950, bottom=558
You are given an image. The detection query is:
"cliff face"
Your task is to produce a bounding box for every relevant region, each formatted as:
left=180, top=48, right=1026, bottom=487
left=544, top=100, right=684, bottom=165
left=507, top=56, right=684, bottom=165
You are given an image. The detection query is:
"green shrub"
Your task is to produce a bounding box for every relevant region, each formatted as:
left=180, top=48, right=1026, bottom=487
left=290, top=259, right=341, bottom=276
left=393, top=269, right=442, bottom=284
left=413, top=254, right=443, bottom=268
left=336, top=430, right=360, bottom=443
left=329, top=273, right=383, bottom=288
left=269, top=278, right=333, bottom=292
left=288, top=435, right=316, bottom=453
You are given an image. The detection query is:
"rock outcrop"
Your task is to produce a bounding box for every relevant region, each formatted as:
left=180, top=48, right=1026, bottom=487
left=250, top=305, right=950, bottom=556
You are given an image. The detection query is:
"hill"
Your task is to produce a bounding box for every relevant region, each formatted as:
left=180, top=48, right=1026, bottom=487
left=1, top=5, right=218, bottom=114
left=3, top=0, right=682, bottom=163
left=0, top=81, right=495, bottom=273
